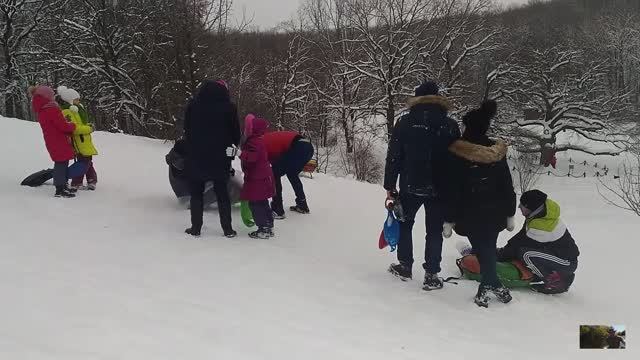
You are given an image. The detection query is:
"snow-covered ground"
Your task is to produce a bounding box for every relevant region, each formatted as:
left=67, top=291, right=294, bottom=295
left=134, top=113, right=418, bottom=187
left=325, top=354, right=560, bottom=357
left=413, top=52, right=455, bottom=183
left=0, top=116, right=637, bottom=359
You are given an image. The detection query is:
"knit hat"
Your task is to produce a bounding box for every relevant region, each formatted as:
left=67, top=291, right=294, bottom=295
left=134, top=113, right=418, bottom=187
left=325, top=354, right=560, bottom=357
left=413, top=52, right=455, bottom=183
left=414, top=81, right=439, bottom=96
left=520, top=190, right=548, bottom=212
left=216, top=80, right=229, bottom=90
left=57, top=86, right=80, bottom=104
left=463, top=99, right=497, bottom=137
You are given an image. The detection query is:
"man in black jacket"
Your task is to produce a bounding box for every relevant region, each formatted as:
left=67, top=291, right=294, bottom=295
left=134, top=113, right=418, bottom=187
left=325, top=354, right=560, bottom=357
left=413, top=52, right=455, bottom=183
left=183, top=80, right=241, bottom=238
left=384, top=82, right=461, bottom=290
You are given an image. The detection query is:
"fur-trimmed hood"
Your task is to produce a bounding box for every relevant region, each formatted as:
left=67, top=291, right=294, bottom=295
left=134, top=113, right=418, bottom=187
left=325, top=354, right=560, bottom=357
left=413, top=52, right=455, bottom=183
left=406, top=95, right=451, bottom=110
left=449, top=139, right=508, bottom=164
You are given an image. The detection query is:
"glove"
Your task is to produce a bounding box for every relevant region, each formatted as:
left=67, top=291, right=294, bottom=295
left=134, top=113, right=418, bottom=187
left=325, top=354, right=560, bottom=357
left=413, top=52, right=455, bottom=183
left=226, top=146, right=240, bottom=158
left=443, top=222, right=454, bottom=239
left=506, top=216, right=515, bottom=232
left=70, top=105, right=79, bottom=113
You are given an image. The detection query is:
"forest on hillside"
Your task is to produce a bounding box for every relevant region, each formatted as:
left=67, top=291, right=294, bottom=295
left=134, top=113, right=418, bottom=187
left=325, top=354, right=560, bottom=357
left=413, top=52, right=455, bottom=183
left=2, top=0, right=639, bottom=181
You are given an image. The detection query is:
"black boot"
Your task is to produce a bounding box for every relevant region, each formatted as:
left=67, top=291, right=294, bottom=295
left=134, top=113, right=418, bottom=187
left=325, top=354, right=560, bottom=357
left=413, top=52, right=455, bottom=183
left=185, top=227, right=201, bottom=237
left=223, top=229, right=238, bottom=238
left=249, top=227, right=270, bottom=239
left=489, top=285, right=512, bottom=304
left=422, top=273, right=444, bottom=291
left=474, top=285, right=490, bottom=308
left=65, top=185, right=78, bottom=193
left=388, top=263, right=412, bottom=281
left=290, top=198, right=310, bottom=214
left=55, top=186, right=76, bottom=198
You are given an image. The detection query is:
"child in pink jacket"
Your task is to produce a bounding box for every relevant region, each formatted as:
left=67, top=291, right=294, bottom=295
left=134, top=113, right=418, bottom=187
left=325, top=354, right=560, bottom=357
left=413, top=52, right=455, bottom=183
left=240, top=114, right=275, bottom=239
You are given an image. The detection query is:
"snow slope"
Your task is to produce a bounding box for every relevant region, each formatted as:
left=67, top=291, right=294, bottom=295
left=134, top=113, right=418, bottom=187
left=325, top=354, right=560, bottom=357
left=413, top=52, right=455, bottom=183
left=0, top=116, right=637, bottom=359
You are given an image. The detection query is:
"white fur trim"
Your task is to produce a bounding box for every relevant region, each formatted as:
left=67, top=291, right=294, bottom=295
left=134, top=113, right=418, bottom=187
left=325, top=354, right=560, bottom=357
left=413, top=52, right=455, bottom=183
left=57, top=86, right=80, bottom=104
left=526, top=220, right=567, bottom=243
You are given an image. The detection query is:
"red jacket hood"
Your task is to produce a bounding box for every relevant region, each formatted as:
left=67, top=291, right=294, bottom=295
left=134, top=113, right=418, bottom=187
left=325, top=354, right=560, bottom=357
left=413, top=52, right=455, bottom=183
left=31, top=86, right=59, bottom=113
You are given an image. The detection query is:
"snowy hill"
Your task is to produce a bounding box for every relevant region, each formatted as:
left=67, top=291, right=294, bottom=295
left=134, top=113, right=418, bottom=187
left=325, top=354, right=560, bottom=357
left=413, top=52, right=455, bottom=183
left=0, top=116, right=637, bottom=359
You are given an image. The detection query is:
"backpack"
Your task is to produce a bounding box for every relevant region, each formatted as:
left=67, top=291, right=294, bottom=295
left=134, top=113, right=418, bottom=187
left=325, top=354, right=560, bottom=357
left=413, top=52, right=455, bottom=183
left=451, top=255, right=534, bottom=288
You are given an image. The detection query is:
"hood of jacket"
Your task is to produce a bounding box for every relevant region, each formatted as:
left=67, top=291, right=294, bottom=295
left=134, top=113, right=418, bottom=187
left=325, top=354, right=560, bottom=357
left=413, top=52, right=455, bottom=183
left=526, top=199, right=567, bottom=243
left=244, top=114, right=269, bottom=138
left=31, top=86, right=59, bottom=113
left=406, top=95, right=451, bottom=111
left=449, top=139, right=508, bottom=164
left=195, top=80, right=230, bottom=103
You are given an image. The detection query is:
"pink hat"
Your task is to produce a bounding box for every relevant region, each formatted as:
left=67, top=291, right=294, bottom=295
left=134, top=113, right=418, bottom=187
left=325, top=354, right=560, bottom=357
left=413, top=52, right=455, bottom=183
left=216, top=80, right=229, bottom=90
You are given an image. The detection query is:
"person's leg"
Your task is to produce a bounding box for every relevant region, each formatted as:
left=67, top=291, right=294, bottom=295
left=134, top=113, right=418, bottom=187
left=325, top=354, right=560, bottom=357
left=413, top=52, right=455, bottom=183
left=519, top=248, right=577, bottom=293
left=423, top=199, right=445, bottom=274
left=213, top=179, right=234, bottom=235
left=396, top=193, right=424, bottom=268
left=285, top=141, right=314, bottom=206
left=53, top=161, right=68, bottom=187
left=70, top=160, right=85, bottom=187
left=468, top=231, right=501, bottom=288
left=270, top=166, right=285, bottom=217
left=85, top=156, right=97, bottom=186
left=249, top=200, right=269, bottom=228
left=188, top=179, right=205, bottom=234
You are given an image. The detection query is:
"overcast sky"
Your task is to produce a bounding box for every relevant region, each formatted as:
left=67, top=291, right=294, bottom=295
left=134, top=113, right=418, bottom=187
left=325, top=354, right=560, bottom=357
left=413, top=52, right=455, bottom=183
left=233, top=0, right=529, bottom=29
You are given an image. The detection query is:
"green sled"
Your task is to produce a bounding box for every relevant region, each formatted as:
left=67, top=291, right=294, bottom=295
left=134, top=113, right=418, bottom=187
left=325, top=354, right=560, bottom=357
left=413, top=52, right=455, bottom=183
left=240, top=201, right=255, bottom=228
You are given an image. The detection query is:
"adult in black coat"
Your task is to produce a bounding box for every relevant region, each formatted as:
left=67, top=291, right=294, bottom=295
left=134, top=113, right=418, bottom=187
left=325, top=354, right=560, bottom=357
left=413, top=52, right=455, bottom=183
left=384, top=82, right=509, bottom=291
left=183, top=80, right=241, bottom=237
left=384, top=81, right=461, bottom=290
left=442, top=100, right=517, bottom=307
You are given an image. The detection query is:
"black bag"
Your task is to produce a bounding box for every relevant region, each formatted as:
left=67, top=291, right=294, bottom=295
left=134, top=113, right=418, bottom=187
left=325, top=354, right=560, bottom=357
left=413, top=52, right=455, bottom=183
left=21, top=169, right=54, bottom=187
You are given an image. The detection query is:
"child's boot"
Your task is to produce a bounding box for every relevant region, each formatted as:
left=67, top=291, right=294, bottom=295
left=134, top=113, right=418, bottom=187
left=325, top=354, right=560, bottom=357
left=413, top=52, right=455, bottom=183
left=55, top=186, right=76, bottom=198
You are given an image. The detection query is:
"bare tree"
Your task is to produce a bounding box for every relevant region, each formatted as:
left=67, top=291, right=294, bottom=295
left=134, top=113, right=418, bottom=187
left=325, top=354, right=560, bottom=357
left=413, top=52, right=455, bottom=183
left=599, top=151, right=640, bottom=216
left=0, top=0, right=63, bottom=118
left=511, top=150, right=542, bottom=194
left=494, top=46, right=636, bottom=159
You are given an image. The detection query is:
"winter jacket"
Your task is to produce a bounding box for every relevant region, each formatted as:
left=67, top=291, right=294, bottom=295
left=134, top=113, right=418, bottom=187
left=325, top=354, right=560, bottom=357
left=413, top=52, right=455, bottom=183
left=32, top=86, right=76, bottom=162
left=443, top=134, right=516, bottom=236
left=263, top=131, right=300, bottom=163
left=184, top=80, right=241, bottom=182
left=240, top=115, right=275, bottom=201
left=384, top=95, right=461, bottom=197
left=497, top=199, right=580, bottom=262
left=61, top=103, right=98, bottom=156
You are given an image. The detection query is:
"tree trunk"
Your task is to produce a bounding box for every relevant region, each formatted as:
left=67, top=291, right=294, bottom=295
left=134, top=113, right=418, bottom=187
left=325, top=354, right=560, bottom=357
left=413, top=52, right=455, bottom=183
left=386, top=97, right=395, bottom=140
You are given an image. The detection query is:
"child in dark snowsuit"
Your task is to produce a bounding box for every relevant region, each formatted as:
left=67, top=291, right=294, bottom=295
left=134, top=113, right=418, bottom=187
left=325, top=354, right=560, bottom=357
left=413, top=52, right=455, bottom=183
left=29, top=85, right=77, bottom=198
left=443, top=100, right=517, bottom=307
left=239, top=114, right=275, bottom=239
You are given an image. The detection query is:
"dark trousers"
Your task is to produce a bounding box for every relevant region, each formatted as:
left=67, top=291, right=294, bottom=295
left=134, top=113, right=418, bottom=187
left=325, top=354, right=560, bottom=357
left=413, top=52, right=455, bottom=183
left=271, top=139, right=314, bottom=214
left=189, top=178, right=232, bottom=233
left=71, top=156, right=97, bottom=186
left=53, top=161, right=69, bottom=187
left=250, top=200, right=274, bottom=229
left=397, top=193, right=445, bottom=274
left=519, top=248, right=578, bottom=280
left=468, top=231, right=501, bottom=287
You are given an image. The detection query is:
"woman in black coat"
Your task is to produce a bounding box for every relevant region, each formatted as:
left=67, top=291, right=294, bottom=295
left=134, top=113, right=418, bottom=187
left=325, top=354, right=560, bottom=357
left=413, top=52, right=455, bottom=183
left=184, top=80, right=241, bottom=237
left=443, top=100, right=517, bottom=307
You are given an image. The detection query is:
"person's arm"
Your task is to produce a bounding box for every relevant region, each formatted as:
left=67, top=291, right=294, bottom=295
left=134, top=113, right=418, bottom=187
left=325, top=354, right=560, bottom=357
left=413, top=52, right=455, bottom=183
left=239, top=143, right=259, bottom=164
left=442, top=154, right=463, bottom=223
left=383, top=119, right=404, bottom=192
left=496, top=228, right=526, bottom=262
left=51, top=109, right=76, bottom=134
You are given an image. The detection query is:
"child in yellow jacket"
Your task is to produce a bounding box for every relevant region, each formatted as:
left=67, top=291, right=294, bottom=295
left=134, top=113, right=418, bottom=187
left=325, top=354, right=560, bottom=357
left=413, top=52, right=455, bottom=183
left=57, top=86, right=99, bottom=190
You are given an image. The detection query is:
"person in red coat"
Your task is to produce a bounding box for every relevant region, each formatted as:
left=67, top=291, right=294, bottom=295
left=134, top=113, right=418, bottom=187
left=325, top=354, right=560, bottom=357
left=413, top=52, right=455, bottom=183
left=29, top=85, right=77, bottom=198
left=239, top=114, right=275, bottom=239
left=263, top=131, right=314, bottom=218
